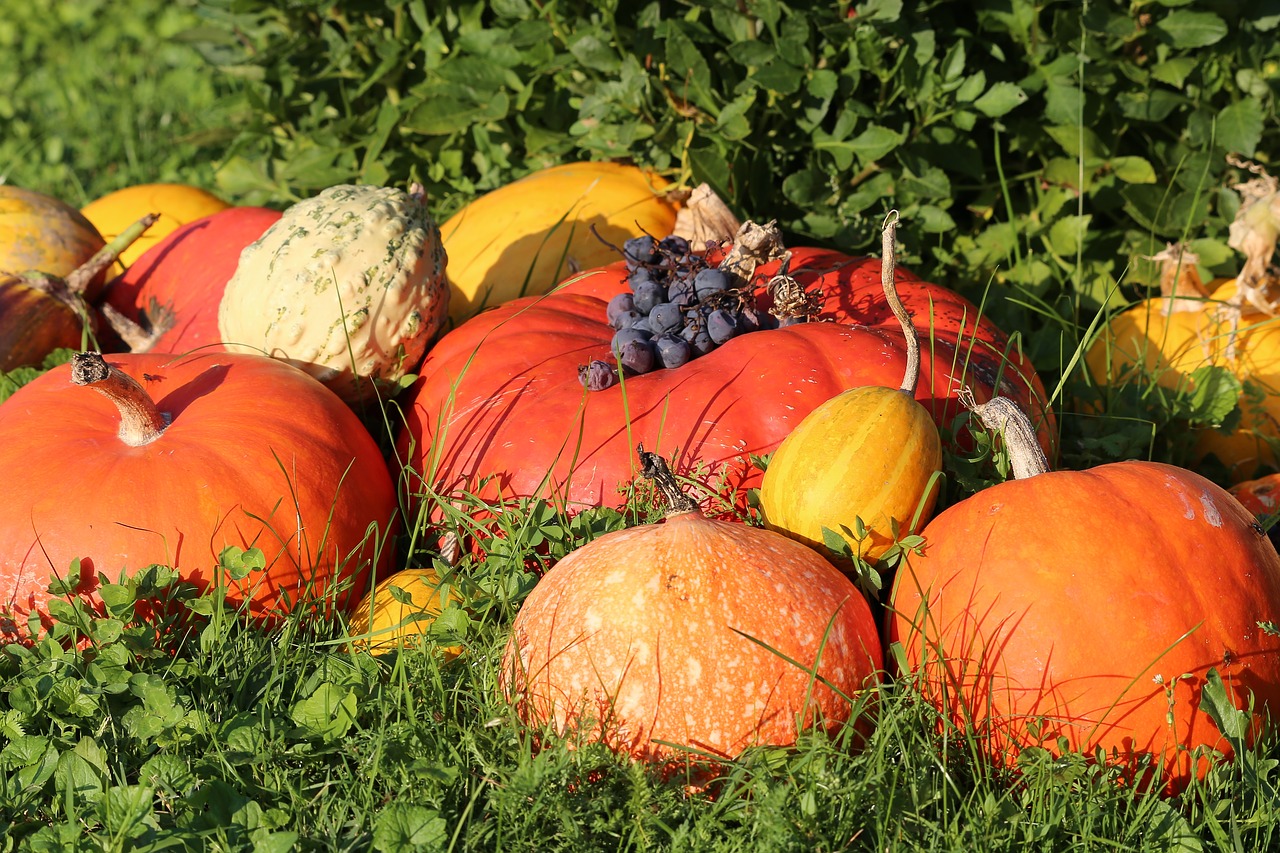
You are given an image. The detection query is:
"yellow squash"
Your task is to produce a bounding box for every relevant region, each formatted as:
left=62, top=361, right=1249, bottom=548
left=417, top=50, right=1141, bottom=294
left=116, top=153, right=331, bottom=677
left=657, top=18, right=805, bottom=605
left=348, top=568, right=464, bottom=657
left=440, top=161, right=679, bottom=324
left=758, top=213, right=943, bottom=562
left=82, top=183, right=230, bottom=271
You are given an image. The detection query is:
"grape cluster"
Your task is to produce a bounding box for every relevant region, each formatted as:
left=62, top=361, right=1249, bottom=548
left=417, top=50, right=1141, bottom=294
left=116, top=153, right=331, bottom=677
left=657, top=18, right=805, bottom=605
left=579, top=234, right=789, bottom=391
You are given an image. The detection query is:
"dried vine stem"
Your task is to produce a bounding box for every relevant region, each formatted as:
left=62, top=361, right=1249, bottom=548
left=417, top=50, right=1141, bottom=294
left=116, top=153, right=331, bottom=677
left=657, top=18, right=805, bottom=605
left=638, top=444, right=698, bottom=516
left=957, top=388, right=1050, bottom=480
left=71, top=351, right=168, bottom=446
left=880, top=210, right=919, bottom=396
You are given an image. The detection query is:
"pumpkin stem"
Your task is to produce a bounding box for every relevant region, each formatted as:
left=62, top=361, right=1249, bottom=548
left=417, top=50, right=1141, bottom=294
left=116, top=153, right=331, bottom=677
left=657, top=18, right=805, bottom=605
left=65, top=212, right=160, bottom=295
left=881, top=211, right=918, bottom=396
left=958, top=389, right=1049, bottom=480
left=637, top=444, right=698, bottom=515
left=717, top=220, right=787, bottom=286
left=71, top=351, right=168, bottom=447
left=1146, top=242, right=1209, bottom=316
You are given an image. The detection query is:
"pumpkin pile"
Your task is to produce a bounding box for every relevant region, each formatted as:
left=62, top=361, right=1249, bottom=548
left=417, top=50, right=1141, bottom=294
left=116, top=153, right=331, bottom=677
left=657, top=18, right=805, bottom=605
left=7, top=155, right=1280, bottom=800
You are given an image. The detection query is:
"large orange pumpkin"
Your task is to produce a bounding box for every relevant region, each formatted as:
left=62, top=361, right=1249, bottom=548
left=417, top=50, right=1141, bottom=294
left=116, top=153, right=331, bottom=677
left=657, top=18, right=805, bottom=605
left=503, top=448, right=882, bottom=764
left=889, top=394, right=1280, bottom=794
left=0, top=351, right=398, bottom=638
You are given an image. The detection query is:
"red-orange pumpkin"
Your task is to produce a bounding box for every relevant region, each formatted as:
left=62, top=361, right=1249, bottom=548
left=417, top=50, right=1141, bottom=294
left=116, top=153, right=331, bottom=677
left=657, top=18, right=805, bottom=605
left=502, top=448, right=882, bottom=764
left=399, top=245, right=1054, bottom=518
left=889, top=395, right=1280, bottom=795
left=100, top=206, right=282, bottom=353
left=0, top=351, right=398, bottom=639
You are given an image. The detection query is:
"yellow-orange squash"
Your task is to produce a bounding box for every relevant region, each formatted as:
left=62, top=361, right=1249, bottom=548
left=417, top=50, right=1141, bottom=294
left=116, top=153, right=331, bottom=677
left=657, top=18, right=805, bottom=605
left=82, top=183, right=231, bottom=271
left=758, top=213, right=943, bottom=560
left=441, top=161, right=680, bottom=324
left=502, top=449, right=882, bottom=765
left=348, top=568, right=463, bottom=657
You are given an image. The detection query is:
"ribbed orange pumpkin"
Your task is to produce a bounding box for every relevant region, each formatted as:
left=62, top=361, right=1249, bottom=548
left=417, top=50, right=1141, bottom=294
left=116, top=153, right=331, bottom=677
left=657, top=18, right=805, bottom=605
left=889, top=395, right=1280, bottom=795
left=502, top=449, right=882, bottom=764
left=0, top=351, right=398, bottom=638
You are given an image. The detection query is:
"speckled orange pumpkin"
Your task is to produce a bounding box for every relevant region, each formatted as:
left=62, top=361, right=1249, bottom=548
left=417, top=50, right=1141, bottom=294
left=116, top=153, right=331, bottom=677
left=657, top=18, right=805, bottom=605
left=502, top=449, right=883, bottom=764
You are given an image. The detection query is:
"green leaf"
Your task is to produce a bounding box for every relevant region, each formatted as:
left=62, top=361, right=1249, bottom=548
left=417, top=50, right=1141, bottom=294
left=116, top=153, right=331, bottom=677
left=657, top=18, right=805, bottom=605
left=1198, top=667, right=1250, bottom=744
left=290, top=683, right=358, bottom=742
left=973, top=82, right=1027, bottom=117
left=1154, top=10, right=1228, bottom=48
left=1045, top=214, right=1092, bottom=256
left=373, top=803, right=448, bottom=852
left=1184, top=366, right=1242, bottom=426
left=850, top=123, right=905, bottom=163
left=1150, top=57, right=1198, bottom=88
left=1215, top=98, right=1264, bottom=155
left=1109, top=156, right=1157, bottom=184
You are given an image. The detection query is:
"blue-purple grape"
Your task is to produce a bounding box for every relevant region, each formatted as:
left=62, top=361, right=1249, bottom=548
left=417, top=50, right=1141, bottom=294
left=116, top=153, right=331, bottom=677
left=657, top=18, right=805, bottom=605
left=613, top=309, right=644, bottom=330
left=659, top=235, right=690, bottom=256
left=667, top=277, right=695, bottom=306
left=690, top=329, right=716, bottom=356
left=623, top=235, right=661, bottom=267
left=706, top=309, right=740, bottom=345
left=617, top=338, right=655, bottom=374
left=654, top=334, right=692, bottom=369
left=633, top=281, right=665, bottom=315
left=607, top=292, right=636, bottom=326
left=649, top=301, right=683, bottom=334
left=612, top=327, right=652, bottom=355
left=578, top=360, right=619, bottom=391
left=628, top=266, right=655, bottom=291
left=629, top=316, right=654, bottom=335
left=693, top=267, right=732, bottom=299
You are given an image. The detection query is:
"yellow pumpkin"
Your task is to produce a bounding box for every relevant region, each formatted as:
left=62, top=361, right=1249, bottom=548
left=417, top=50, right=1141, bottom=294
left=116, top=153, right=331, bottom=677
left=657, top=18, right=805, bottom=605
left=348, top=568, right=464, bottom=657
left=758, top=213, right=943, bottom=561
left=440, top=161, right=680, bottom=324
left=81, top=183, right=231, bottom=272
left=0, top=185, right=105, bottom=291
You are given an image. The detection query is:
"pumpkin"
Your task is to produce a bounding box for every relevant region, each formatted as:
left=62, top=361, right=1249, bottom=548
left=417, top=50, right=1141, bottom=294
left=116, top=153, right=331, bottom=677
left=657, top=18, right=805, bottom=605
left=348, top=567, right=463, bottom=657
left=0, top=185, right=106, bottom=295
left=502, top=447, right=882, bottom=763
left=219, top=183, right=449, bottom=404
left=100, top=206, right=282, bottom=353
left=888, top=393, right=1280, bottom=794
left=0, top=212, right=157, bottom=371
left=759, top=213, right=943, bottom=560
left=398, top=236, right=1054, bottom=525
left=0, top=350, right=398, bottom=638
left=81, top=183, right=231, bottom=272
left=441, top=161, right=680, bottom=325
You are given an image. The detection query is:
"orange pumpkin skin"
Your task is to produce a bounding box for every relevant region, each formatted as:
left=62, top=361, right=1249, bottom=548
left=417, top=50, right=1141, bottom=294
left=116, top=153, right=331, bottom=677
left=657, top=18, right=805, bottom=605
left=0, top=351, right=398, bottom=637
left=503, top=509, right=883, bottom=763
left=889, top=460, right=1280, bottom=794
left=100, top=207, right=282, bottom=353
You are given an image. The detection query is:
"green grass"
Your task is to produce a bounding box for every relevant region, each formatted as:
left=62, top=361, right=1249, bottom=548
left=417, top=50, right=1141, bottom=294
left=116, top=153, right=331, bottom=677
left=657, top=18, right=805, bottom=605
left=6, top=2, right=1280, bottom=851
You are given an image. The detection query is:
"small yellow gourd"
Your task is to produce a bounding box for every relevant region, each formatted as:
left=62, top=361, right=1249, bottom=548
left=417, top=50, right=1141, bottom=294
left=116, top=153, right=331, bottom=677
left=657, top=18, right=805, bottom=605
left=81, top=183, right=230, bottom=270
left=758, top=212, right=943, bottom=561
left=348, top=568, right=463, bottom=658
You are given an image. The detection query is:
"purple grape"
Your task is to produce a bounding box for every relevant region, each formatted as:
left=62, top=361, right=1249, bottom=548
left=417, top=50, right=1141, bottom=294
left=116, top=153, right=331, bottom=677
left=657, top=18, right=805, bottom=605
left=707, top=309, right=740, bottom=345
left=741, top=307, right=779, bottom=332
left=629, top=316, right=654, bottom=335
left=667, top=277, right=695, bottom=306
left=617, top=338, right=655, bottom=374
left=623, top=236, right=661, bottom=266
left=654, top=334, right=692, bottom=369
left=607, top=292, right=636, bottom=326
left=578, top=360, right=619, bottom=391
left=628, top=267, right=655, bottom=290
left=693, top=268, right=732, bottom=299
left=649, top=301, right=683, bottom=334
left=659, top=235, right=690, bottom=256
left=613, top=309, right=644, bottom=330
left=612, top=327, right=652, bottom=355
left=633, top=281, right=665, bottom=315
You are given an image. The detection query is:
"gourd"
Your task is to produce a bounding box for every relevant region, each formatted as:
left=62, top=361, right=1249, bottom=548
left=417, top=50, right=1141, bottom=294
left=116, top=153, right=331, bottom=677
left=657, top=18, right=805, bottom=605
left=502, top=447, right=882, bottom=764
left=441, top=162, right=680, bottom=324
left=81, top=183, right=231, bottom=271
left=0, top=350, right=398, bottom=638
left=1, top=185, right=106, bottom=295
left=758, top=213, right=943, bottom=560
left=100, top=206, right=282, bottom=354
left=218, top=183, right=449, bottom=404
left=888, top=393, right=1280, bottom=794
left=0, top=212, right=156, bottom=371
left=348, top=568, right=463, bottom=657
left=399, top=231, right=1053, bottom=523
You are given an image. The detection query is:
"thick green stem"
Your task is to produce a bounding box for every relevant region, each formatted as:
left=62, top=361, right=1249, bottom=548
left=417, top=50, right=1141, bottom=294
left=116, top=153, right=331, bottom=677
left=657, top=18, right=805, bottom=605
left=66, top=212, right=160, bottom=295
left=71, top=351, right=168, bottom=446
left=881, top=210, right=918, bottom=396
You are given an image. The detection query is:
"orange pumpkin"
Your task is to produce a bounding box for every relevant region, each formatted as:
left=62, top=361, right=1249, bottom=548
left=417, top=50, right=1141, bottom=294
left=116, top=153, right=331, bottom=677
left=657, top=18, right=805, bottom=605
left=502, top=448, right=882, bottom=765
left=889, top=394, right=1280, bottom=794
